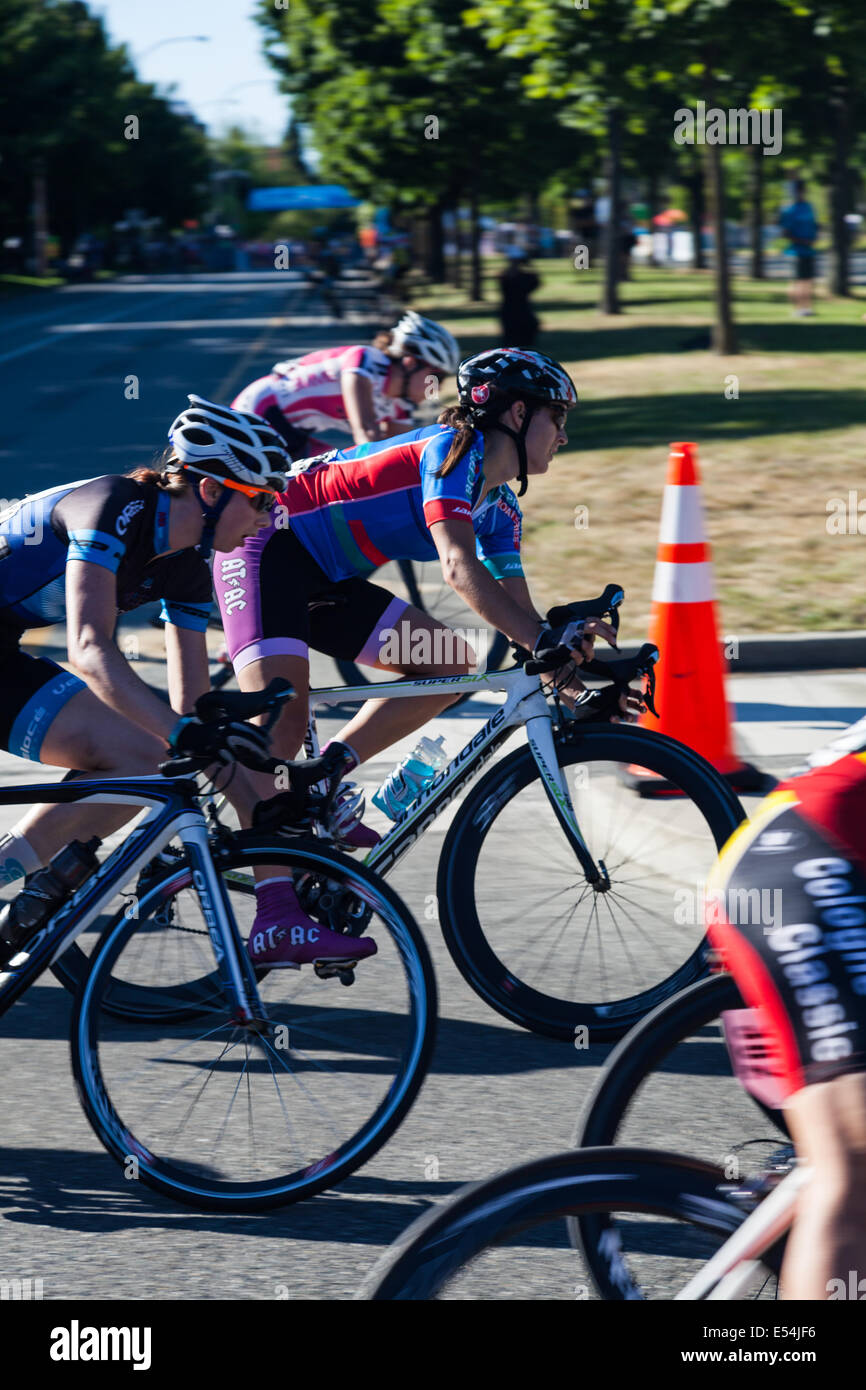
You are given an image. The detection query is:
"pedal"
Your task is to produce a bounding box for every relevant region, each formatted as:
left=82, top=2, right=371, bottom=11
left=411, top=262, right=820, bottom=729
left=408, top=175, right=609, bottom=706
left=313, top=957, right=358, bottom=986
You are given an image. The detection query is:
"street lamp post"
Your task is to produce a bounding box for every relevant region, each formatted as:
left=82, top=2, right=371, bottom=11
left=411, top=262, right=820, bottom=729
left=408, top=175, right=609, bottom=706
left=134, top=36, right=210, bottom=61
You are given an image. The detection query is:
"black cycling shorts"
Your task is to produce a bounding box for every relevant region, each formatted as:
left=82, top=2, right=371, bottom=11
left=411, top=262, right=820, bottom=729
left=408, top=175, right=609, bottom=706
left=216, top=526, right=409, bottom=674
left=0, top=632, right=85, bottom=761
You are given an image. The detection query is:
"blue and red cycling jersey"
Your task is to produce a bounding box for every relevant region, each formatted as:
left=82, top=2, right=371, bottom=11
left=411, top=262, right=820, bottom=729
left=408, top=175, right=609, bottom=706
left=281, top=423, right=524, bottom=581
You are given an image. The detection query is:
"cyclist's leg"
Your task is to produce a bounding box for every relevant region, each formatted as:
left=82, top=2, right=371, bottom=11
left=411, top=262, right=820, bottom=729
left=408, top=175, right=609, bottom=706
left=708, top=754, right=866, bottom=1299
left=783, top=1074, right=866, bottom=1298
left=312, top=583, right=477, bottom=763
left=0, top=656, right=165, bottom=872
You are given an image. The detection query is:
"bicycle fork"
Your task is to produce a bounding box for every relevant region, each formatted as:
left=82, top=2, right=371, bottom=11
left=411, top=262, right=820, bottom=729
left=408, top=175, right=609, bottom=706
left=178, top=818, right=268, bottom=1027
left=523, top=708, right=608, bottom=888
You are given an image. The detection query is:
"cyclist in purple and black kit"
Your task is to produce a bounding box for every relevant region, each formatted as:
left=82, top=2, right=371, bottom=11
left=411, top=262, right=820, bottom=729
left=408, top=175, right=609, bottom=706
left=216, top=349, right=631, bottom=969
left=0, top=397, right=288, bottom=909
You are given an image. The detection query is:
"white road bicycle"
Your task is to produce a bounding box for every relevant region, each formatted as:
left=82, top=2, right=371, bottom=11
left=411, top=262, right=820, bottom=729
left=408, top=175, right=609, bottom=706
left=56, top=585, right=746, bottom=1041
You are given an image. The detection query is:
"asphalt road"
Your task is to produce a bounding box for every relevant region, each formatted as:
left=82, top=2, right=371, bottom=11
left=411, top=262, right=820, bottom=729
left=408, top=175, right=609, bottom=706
left=0, top=276, right=862, bottom=1301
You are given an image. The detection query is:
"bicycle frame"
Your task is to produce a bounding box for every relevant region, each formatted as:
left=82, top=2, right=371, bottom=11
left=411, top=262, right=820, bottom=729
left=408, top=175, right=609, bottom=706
left=675, top=1163, right=807, bottom=1299
left=306, top=664, right=603, bottom=881
left=0, top=776, right=263, bottom=1021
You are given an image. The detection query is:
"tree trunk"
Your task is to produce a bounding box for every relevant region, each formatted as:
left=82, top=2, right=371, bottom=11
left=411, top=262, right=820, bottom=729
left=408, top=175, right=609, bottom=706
left=601, top=103, right=621, bottom=314
left=32, top=160, right=49, bottom=277
left=749, top=144, right=764, bottom=280
left=647, top=170, right=660, bottom=267
left=469, top=189, right=483, bottom=301
left=706, top=142, right=737, bottom=354
left=828, top=87, right=851, bottom=297
left=688, top=155, right=706, bottom=270
left=426, top=201, right=446, bottom=282
left=446, top=201, right=462, bottom=289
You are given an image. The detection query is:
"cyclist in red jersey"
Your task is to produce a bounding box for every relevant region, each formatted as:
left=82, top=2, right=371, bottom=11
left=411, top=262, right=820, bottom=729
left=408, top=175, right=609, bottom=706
left=231, top=312, right=460, bottom=458
left=708, top=716, right=866, bottom=1298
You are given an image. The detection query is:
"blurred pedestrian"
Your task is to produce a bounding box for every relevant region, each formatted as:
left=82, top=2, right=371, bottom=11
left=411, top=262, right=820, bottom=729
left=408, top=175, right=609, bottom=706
left=779, top=179, right=818, bottom=316
left=499, top=247, right=540, bottom=346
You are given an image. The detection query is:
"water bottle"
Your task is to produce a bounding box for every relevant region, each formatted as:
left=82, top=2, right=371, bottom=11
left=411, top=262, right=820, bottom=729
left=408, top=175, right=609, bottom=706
left=372, top=735, right=448, bottom=821
left=0, top=837, right=101, bottom=958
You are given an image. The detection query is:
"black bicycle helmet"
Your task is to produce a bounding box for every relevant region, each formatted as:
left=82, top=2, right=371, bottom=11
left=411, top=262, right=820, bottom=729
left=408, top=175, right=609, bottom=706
left=456, top=349, right=577, bottom=496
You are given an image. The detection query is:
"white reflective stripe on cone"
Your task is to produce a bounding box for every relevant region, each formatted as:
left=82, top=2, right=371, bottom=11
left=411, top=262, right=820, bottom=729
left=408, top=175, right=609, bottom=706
left=651, top=560, right=716, bottom=605
left=658, top=485, right=707, bottom=545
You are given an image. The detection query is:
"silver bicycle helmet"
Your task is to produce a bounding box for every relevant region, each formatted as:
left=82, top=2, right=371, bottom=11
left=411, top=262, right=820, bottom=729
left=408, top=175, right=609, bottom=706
left=167, top=395, right=289, bottom=491
left=389, top=312, right=460, bottom=375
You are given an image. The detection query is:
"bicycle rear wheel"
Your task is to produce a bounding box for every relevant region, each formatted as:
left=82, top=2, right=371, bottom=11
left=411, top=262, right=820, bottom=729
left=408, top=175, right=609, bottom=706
left=71, top=837, right=436, bottom=1210
left=357, top=1148, right=780, bottom=1299
left=437, top=724, right=745, bottom=1040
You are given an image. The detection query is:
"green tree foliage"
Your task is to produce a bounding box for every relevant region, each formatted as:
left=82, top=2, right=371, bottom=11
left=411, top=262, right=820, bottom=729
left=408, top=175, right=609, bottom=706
left=256, top=0, right=574, bottom=289
left=0, top=0, right=211, bottom=255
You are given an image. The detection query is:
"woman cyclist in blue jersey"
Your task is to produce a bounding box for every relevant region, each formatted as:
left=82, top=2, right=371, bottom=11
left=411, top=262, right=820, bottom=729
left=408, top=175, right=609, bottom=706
left=0, top=397, right=288, bottom=937
left=215, top=348, right=635, bottom=969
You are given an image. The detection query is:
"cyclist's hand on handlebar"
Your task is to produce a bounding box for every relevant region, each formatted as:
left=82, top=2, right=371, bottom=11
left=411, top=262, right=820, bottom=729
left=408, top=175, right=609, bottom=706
left=576, top=617, right=619, bottom=663
left=533, top=616, right=619, bottom=670
left=612, top=685, right=648, bottom=724
left=168, top=715, right=274, bottom=770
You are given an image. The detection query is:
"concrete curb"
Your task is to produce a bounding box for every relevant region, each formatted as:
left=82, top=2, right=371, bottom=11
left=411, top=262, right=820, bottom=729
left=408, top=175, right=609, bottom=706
left=615, top=630, right=866, bottom=673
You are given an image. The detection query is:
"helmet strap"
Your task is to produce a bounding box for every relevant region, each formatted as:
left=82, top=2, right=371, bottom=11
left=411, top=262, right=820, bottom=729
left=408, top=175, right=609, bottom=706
left=194, top=481, right=232, bottom=561
left=490, top=402, right=535, bottom=497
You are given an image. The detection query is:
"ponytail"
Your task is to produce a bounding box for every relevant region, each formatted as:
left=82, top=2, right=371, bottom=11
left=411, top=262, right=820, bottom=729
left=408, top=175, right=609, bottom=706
left=127, top=447, right=190, bottom=495
left=435, top=404, right=482, bottom=478
left=372, top=330, right=396, bottom=353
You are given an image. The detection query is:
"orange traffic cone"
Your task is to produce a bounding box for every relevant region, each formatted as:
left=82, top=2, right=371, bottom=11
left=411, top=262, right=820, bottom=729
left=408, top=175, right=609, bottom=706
left=625, top=442, right=763, bottom=796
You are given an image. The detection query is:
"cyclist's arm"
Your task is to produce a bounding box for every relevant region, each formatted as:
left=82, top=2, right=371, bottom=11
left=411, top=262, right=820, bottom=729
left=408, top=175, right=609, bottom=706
left=429, top=519, right=543, bottom=650
left=164, top=622, right=210, bottom=716
left=64, top=560, right=179, bottom=742
left=341, top=370, right=387, bottom=445
left=497, top=575, right=544, bottom=625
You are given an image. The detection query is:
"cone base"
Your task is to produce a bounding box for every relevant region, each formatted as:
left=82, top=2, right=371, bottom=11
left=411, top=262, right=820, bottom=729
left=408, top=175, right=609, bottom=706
left=619, top=760, right=770, bottom=798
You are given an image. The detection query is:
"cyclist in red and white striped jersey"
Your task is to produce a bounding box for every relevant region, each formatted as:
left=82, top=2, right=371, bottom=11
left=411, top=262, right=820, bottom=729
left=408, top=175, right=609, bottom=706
left=231, top=313, right=460, bottom=459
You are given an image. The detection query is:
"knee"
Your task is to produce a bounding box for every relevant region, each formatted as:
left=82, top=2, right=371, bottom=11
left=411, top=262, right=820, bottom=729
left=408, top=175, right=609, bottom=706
left=78, top=729, right=164, bottom=775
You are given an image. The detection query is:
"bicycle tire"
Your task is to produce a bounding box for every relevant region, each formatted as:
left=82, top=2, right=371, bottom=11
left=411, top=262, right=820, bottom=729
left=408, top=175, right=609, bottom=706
left=71, top=836, right=437, bottom=1211
left=357, top=1147, right=780, bottom=1299
left=572, top=973, right=789, bottom=1299
left=437, top=724, right=745, bottom=1040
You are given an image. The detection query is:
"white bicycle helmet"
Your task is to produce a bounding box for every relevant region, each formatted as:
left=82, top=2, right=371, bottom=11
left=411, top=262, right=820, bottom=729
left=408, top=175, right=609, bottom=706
left=167, top=395, right=288, bottom=491
left=389, top=312, right=460, bottom=375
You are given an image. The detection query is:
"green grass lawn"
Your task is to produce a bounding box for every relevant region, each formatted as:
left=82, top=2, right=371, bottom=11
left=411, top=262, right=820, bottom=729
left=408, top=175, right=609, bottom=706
left=416, top=263, right=866, bottom=635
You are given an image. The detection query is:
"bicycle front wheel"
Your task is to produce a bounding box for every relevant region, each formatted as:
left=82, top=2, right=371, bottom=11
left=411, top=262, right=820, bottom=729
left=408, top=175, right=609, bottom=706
left=573, top=973, right=790, bottom=1299
left=437, top=724, right=745, bottom=1040
left=71, top=837, right=436, bottom=1211
left=357, top=1148, right=780, bottom=1300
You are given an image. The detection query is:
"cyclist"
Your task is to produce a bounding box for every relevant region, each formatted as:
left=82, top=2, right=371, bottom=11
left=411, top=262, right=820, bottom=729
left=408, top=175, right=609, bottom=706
left=0, top=397, right=288, bottom=924
left=707, top=715, right=866, bottom=1298
left=230, top=312, right=461, bottom=459
left=216, top=347, right=631, bottom=969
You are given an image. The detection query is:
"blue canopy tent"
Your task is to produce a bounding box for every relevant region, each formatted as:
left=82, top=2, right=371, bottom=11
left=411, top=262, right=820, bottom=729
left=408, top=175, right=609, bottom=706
left=247, top=185, right=361, bottom=211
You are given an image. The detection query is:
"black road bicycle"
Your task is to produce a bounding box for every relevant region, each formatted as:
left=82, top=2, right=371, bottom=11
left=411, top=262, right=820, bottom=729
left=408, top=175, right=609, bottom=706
left=0, top=680, right=436, bottom=1211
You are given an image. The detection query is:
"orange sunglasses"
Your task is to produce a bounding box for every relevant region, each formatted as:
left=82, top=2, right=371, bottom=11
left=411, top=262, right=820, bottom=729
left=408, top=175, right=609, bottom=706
left=218, top=476, right=280, bottom=512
